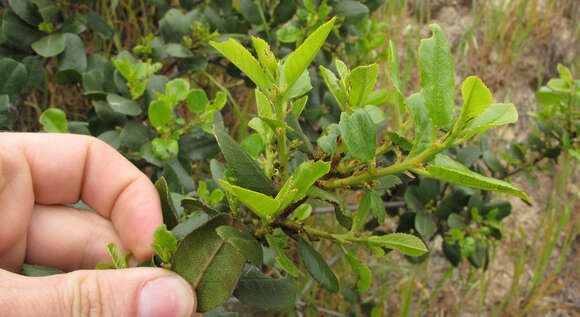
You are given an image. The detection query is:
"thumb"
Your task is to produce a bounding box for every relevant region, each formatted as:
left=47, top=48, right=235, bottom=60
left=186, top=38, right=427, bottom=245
left=1, top=267, right=196, bottom=317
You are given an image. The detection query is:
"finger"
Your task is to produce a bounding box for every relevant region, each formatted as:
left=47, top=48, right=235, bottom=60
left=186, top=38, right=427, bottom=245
left=0, top=142, right=34, bottom=272
left=26, top=204, right=124, bottom=272
left=0, top=267, right=197, bottom=317
left=0, top=133, right=163, bottom=262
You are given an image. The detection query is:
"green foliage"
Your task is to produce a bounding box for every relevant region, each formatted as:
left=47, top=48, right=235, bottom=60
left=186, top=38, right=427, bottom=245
left=0, top=0, right=545, bottom=313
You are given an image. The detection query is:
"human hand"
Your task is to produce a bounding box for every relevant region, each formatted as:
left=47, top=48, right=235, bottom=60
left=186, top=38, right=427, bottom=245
left=0, top=133, right=197, bottom=316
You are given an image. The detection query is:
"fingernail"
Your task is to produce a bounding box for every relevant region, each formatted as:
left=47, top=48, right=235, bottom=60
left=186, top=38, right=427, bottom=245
left=138, top=277, right=195, bottom=317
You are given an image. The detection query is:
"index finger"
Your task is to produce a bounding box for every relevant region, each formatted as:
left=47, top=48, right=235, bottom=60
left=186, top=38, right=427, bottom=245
left=0, top=133, right=163, bottom=261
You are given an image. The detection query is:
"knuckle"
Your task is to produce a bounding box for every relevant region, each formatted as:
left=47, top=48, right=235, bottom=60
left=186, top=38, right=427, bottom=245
left=60, top=271, right=114, bottom=317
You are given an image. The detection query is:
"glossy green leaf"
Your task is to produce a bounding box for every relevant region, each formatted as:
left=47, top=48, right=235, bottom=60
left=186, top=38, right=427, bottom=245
left=214, top=127, right=276, bottom=195
left=293, top=95, right=308, bottom=117
left=285, top=70, right=312, bottom=100
left=219, top=180, right=279, bottom=220
left=152, top=225, right=178, bottom=263
left=56, top=33, right=87, bottom=84
left=547, top=78, right=570, bottom=93
left=339, top=109, right=376, bottom=163
left=320, top=65, right=347, bottom=109
left=276, top=25, right=299, bottom=43
left=283, top=18, right=335, bottom=89
left=166, top=78, right=190, bottom=104
left=275, top=160, right=331, bottom=211
left=186, top=89, right=208, bottom=113
left=347, top=63, right=378, bottom=108
left=210, top=39, right=271, bottom=92
left=1, top=11, right=44, bottom=47
left=458, top=76, right=493, bottom=125
left=171, top=211, right=209, bottom=240
left=273, top=0, right=296, bottom=24
left=106, top=242, right=129, bottom=269
left=39, top=108, right=68, bottom=133
left=98, top=130, right=121, bottom=149
left=31, top=34, right=66, bottom=57
left=154, top=177, right=179, bottom=229
left=425, top=155, right=530, bottom=202
left=172, top=214, right=245, bottom=312
left=234, top=266, right=296, bottom=310
left=148, top=100, right=172, bottom=129
left=241, top=133, right=264, bottom=158
left=415, top=211, right=436, bottom=237
left=367, top=233, right=428, bottom=256
left=216, top=225, right=263, bottom=266
left=406, top=93, right=432, bottom=157
left=292, top=203, right=312, bottom=220
left=419, top=24, right=455, bottom=128
left=251, top=36, right=279, bottom=83
left=298, top=238, right=339, bottom=293
left=461, top=103, right=518, bottom=139
left=0, top=58, right=27, bottom=95
left=107, top=94, right=142, bottom=116
left=152, top=138, right=179, bottom=161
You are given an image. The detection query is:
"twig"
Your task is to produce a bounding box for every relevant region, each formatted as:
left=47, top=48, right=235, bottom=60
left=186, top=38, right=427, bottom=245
left=313, top=201, right=406, bottom=214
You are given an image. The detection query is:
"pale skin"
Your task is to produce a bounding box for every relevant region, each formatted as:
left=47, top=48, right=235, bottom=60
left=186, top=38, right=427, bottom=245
left=0, top=133, right=200, bottom=317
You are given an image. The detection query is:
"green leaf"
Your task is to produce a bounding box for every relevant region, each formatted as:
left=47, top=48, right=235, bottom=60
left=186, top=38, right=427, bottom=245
left=266, top=234, right=301, bottom=277
left=166, top=78, right=190, bottom=104
left=39, top=108, right=68, bottom=133
left=234, top=266, right=296, bottom=311
left=56, top=33, right=87, bottom=84
left=0, top=58, right=27, bottom=95
left=106, top=242, right=129, bottom=269
left=482, top=150, right=505, bottom=173
left=369, top=190, right=386, bottom=224
left=364, top=105, right=386, bottom=124
left=210, top=39, right=271, bottom=92
left=9, top=0, right=42, bottom=25
left=186, top=89, right=209, bottom=113
left=152, top=225, right=178, bottom=264
left=276, top=25, right=300, bottom=43
left=415, top=211, right=436, bottom=237
left=214, top=127, right=276, bottom=196
left=241, top=133, right=264, bottom=158
left=120, top=121, right=152, bottom=151
left=172, top=214, right=245, bottom=312
left=354, top=190, right=372, bottom=231
left=152, top=137, right=179, bottom=161
left=317, top=123, right=340, bottom=156
left=343, top=247, right=371, bottom=293
left=154, top=177, right=179, bottom=229
left=31, top=0, right=58, bottom=22
left=216, top=225, right=263, bottom=266
left=107, top=94, right=142, bottom=116
left=148, top=100, right=172, bottom=129
left=219, top=180, right=280, bottom=221
left=419, top=24, right=455, bottom=128
left=239, top=0, right=262, bottom=25
left=275, top=160, right=331, bottom=211
left=98, top=130, right=121, bottom=149
left=286, top=110, right=314, bottom=153
left=298, top=238, right=339, bottom=293
left=547, top=78, right=570, bottom=93
left=406, top=93, right=432, bottom=157
left=458, top=76, right=493, bottom=125
left=171, top=211, right=209, bottom=240
left=31, top=34, right=66, bottom=57
left=333, top=0, right=369, bottom=25
left=461, top=103, right=518, bottom=140
left=425, top=155, right=530, bottom=202
left=447, top=213, right=465, bottom=229
left=347, top=64, right=378, bottom=108
left=293, top=95, right=308, bottom=117
left=165, top=43, right=193, bottom=57
left=320, top=65, right=347, bottom=109
left=339, top=109, right=376, bottom=163
left=292, top=203, right=312, bottom=220
left=86, top=13, right=114, bottom=38
left=251, top=36, right=279, bottom=83
left=21, top=264, right=63, bottom=277
left=366, top=233, right=428, bottom=256
left=273, top=0, right=297, bottom=24
left=1, top=11, right=44, bottom=47
left=284, top=70, right=312, bottom=100
left=22, top=56, right=45, bottom=94
left=283, top=18, right=336, bottom=89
